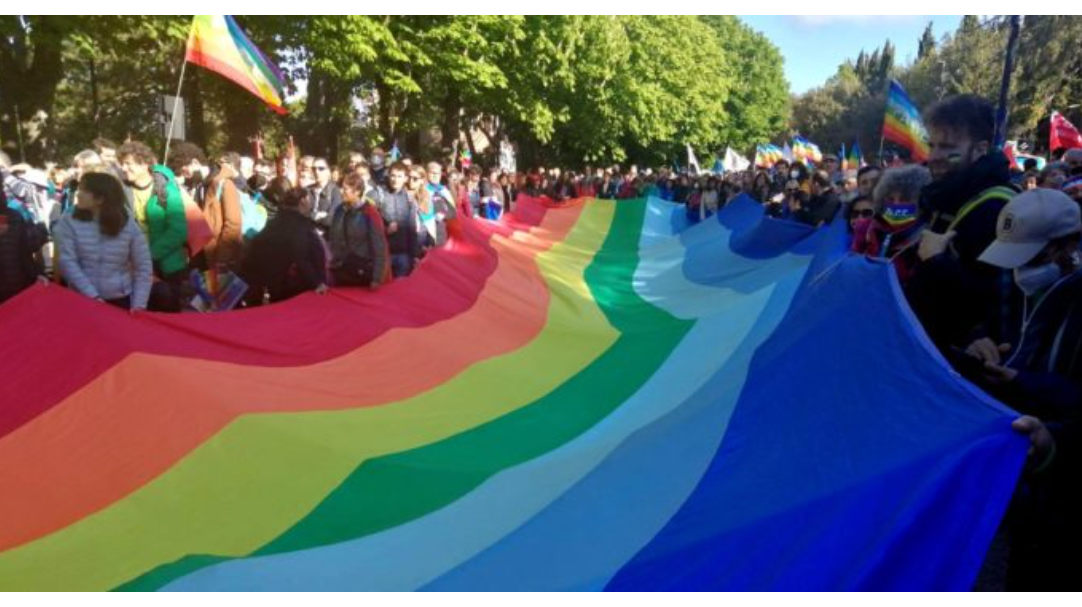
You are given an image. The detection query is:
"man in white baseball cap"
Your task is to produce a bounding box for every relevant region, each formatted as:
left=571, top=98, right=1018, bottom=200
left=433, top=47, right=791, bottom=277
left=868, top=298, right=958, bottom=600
left=967, top=188, right=1082, bottom=375
left=971, top=187, right=1082, bottom=590
left=977, top=188, right=1082, bottom=274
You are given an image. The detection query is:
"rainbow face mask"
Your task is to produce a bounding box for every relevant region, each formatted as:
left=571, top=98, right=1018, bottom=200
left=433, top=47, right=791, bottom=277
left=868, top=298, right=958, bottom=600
left=881, top=203, right=919, bottom=229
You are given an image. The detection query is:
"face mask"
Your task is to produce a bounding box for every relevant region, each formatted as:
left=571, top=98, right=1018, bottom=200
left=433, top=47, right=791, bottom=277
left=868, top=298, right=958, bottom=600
left=1014, top=263, right=1062, bottom=297
left=880, top=203, right=919, bottom=228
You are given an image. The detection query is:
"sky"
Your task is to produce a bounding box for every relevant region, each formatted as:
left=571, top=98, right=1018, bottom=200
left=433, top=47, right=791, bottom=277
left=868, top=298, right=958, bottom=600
left=740, top=15, right=965, bottom=95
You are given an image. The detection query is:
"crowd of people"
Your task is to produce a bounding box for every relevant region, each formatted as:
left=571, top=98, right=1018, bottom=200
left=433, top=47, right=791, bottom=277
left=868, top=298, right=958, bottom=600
left=1, top=92, right=1080, bottom=590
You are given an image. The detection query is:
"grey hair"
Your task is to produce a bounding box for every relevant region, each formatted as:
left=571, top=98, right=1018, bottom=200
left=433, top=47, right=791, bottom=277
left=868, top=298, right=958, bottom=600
left=73, top=149, right=102, bottom=167
left=872, top=165, right=932, bottom=211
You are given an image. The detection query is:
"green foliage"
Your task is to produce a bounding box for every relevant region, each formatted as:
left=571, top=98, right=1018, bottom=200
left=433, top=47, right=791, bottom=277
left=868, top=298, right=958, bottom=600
left=2, top=15, right=790, bottom=167
left=794, top=16, right=1082, bottom=157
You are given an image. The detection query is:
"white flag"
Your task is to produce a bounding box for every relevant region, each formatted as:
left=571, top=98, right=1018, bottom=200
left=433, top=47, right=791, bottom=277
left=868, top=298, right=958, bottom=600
left=782, top=142, right=794, bottom=162
left=723, top=146, right=750, bottom=172
left=686, top=143, right=701, bottom=175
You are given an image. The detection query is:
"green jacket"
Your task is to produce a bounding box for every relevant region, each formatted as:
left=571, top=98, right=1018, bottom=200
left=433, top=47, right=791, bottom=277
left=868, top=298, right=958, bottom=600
left=142, top=164, right=189, bottom=275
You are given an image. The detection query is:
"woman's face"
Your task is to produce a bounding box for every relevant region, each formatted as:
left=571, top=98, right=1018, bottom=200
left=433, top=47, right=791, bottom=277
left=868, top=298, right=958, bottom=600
left=341, top=185, right=360, bottom=205
left=75, top=186, right=103, bottom=211
left=409, top=171, right=425, bottom=191
left=849, top=200, right=875, bottom=228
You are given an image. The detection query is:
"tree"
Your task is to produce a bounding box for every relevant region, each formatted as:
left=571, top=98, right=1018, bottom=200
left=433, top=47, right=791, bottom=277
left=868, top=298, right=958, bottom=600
left=0, top=16, right=78, bottom=162
left=917, top=22, right=936, bottom=60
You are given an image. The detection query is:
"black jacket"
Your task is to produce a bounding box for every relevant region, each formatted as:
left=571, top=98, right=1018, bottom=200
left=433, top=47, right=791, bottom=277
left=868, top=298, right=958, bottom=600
left=796, top=189, right=841, bottom=226
left=0, top=206, right=46, bottom=304
left=906, top=151, right=1021, bottom=348
left=997, top=268, right=1082, bottom=421
left=242, top=208, right=326, bottom=304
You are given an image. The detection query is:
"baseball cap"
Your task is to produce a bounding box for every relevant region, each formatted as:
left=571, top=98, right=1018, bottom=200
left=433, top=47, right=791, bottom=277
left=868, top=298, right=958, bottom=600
left=979, top=188, right=1082, bottom=269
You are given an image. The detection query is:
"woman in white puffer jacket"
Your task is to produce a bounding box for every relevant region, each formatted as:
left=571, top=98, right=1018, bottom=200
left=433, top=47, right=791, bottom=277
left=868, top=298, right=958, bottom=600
left=55, top=172, right=153, bottom=311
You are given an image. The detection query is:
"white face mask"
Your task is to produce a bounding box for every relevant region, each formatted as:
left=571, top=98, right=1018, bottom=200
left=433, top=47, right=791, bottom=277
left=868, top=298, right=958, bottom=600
left=1014, top=263, right=1062, bottom=297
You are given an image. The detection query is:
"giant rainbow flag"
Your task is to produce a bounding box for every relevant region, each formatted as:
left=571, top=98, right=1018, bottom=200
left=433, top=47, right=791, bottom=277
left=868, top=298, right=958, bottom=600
left=0, top=195, right=1026, bottom=590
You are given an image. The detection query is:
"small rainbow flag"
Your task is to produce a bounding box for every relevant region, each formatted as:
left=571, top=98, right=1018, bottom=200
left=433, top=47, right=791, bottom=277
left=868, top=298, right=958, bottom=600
left=839, top=141, right=865, bottom=170
left=883, top=80, right=928, bottom=163
left=754, top=144, right=784, bottom=168
left=792, top=136, right=822, bottom=166
left=185, top=15, right=288, bottom=114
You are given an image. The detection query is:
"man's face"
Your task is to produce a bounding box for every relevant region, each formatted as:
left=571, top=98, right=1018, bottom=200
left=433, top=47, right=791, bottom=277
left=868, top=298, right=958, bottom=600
left=313, top=161, right=331, bottom=185
left=388, top=169, right=408, bottom=192
left=100, top=147, right=117, bottom=165
left=857, top=169, right=881, bottom=197
left=823, top=159, right=839, bottom=174
left=120, top=155, right=150, bottom=184
left=927, top=126, right=986, bottom=181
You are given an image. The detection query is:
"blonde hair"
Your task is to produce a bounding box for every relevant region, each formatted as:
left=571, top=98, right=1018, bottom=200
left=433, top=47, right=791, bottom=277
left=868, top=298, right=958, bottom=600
left=409, top=165, right=432, bottom=214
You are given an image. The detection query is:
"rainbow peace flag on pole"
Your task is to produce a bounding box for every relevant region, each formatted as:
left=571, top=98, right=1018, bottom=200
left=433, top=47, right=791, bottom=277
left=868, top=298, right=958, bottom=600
left=883, top=80, right=929, bottom=162
left=754, top=144, right=784, bottom=168
left=792, top=136, right=823, bottom=166
left=839, top=141, right=865, bottom=172
left=848, top=141, right=865, bottom=170
left=0, top=196, right=1026, bottom=590
left=185, top=15, right=288, bottom=114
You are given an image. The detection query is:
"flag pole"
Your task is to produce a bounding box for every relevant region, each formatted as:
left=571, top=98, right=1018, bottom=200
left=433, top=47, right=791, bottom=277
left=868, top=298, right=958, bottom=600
left=163, top=57, right=187, bottom=164
left=165, top=17, right=198, bottom=162
left=993, top=16, right=1022, bottom=148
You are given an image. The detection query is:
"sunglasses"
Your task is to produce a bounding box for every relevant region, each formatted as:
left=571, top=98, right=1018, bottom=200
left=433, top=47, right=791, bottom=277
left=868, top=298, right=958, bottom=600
left=851, top=209, right=875, bottom=219
left=314, top=166, right=329, bottom=172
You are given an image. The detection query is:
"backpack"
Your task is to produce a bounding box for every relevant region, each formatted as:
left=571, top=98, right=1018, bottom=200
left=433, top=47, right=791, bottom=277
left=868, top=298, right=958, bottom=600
left=217, top=181, right=267, bottom=240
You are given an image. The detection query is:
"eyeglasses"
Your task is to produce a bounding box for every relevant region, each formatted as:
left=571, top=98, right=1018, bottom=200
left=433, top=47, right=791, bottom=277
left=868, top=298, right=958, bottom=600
left=851, top=209, right=875, bottom=219
left=409, top=176, right=424, bottom=182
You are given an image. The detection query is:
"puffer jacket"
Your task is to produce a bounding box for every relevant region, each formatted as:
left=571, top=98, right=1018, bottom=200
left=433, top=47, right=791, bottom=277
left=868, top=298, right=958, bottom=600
left=54, top=213, right=153, bottom=308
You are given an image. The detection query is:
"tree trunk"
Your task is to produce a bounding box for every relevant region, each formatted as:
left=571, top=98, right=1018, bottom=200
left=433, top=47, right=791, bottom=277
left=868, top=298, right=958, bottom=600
left=440, top=90, right=461, bottom=150
left=0, top=16, right=68, bottom=163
